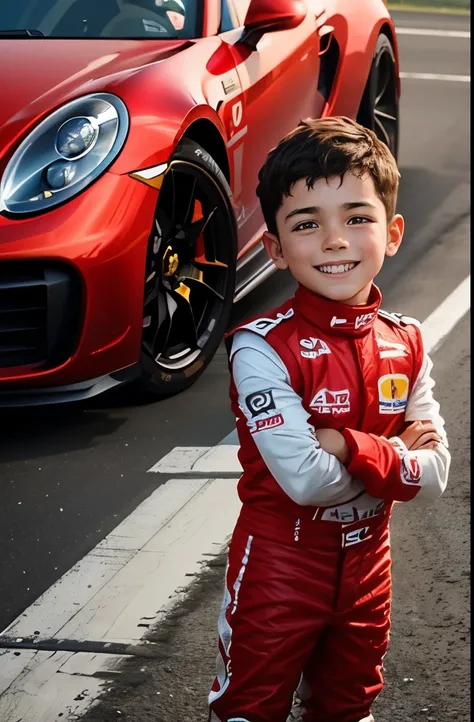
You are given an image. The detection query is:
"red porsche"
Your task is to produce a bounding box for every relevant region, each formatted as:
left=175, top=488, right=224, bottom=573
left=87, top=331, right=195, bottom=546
left=0, top=0, right=399, bottom=405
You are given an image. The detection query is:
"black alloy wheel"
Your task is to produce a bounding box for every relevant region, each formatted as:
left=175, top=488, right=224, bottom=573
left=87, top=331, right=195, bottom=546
left=139, top=138, right=236, bottom=397
left=357, top=33, right=399, bottom=160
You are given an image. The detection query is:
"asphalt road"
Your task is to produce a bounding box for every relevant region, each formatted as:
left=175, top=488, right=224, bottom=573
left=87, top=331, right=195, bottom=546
left=0, top=14, right=470, bottom=716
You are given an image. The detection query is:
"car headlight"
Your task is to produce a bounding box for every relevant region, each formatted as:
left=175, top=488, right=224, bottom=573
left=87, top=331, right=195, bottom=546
left=0, top=93, right=129, bottom=215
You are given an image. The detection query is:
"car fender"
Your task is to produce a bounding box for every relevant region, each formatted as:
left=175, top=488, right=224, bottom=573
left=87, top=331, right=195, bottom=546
left=105, top=37, right=231, bottom=177
left=322, top=0, right=399, bottom=119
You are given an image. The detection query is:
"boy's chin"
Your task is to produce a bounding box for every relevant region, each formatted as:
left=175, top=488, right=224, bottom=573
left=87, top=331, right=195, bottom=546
left=303, top=280, right=371, bottom=305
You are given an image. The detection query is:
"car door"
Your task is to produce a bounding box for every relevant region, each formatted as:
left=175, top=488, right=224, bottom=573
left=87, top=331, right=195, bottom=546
left=220, top=0, right=328, bottom=250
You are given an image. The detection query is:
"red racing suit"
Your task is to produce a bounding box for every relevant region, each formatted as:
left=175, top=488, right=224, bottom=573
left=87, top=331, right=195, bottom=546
left=209, top=283, right=450, bottom=722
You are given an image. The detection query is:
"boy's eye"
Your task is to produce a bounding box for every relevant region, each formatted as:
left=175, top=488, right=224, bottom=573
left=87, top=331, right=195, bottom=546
left=294, top=220, right=318, bottom=231
left=347, top=216, right=372, bottom=225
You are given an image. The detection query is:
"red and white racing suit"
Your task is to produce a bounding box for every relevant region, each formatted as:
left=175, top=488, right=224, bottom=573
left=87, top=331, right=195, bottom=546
left=209, top=283, right=450, bottom=722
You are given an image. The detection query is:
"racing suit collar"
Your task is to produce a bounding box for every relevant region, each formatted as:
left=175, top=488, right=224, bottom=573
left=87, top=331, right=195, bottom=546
left=294, top=283, right=382, bottom=337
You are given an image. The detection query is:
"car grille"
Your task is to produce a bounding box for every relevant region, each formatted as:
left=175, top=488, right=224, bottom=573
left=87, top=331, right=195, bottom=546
left=0, top=262, right=81, bottom=369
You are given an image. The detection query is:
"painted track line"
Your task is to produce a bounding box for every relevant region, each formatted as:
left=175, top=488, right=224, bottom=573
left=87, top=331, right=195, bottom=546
left=420, top=276, right=470, bottom=355
left=400, top=72, right=470, bottom=83
left=0, top=276, right=470, bottom=720
left=0, top=477, right=241, bottom=721
left=396, top=27, right=470, bottom=38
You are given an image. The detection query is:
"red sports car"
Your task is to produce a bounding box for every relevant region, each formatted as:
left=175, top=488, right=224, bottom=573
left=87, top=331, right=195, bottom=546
left=0, top=0, right=399, bottom=405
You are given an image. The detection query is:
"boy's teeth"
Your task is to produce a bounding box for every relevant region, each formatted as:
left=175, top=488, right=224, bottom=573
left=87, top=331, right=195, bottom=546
left=318, top=263, right=356, bottom=274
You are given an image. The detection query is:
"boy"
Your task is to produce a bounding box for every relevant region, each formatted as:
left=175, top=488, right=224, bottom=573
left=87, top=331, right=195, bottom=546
left=208, top=117, right=450, bottom=722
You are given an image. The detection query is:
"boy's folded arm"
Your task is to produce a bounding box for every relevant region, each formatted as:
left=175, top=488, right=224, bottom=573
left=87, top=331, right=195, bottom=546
left=341, top=353, right=450, bottom=504
left=231, top=331, right=364, bottom=507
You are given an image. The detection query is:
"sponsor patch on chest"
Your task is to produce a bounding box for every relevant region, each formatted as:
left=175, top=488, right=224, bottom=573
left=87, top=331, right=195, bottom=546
left=378, top=374, right=409, bottom=414
left=310, top=388, right=350, bottom=415
left=299, top=337, right=331, bottom=359
left=376, top=335, right=410, bottom=359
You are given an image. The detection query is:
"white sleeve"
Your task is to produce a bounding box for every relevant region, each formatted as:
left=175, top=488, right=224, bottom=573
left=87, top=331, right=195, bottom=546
left=230, top=330, right=364, bottom=506
left=390, top=353, right=450, bottom=506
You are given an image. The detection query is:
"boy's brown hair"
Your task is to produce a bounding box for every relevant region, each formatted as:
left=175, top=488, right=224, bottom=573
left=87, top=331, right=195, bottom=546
left=256, top=116, right=400, bottom=236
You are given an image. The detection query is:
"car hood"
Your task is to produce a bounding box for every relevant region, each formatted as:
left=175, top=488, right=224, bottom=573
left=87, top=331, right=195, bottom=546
left=0, top=38, right=190, bottom=164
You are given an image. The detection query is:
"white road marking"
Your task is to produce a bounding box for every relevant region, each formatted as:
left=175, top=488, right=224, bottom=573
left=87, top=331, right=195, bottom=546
left=400, top=72, right=470, bottom=83
left=149, top=444, right=242, bottom=474
left=396, top=27, right=470, bottom=38
left=421, top=276, right=470, bottom=355
left=148, top=445, right=212, bottom=473
left=0, top=476, right=241, bottom=720
left=0, top=650, right=125, bottom=722
left=3, top=478, right=240, bottom=642
left=0, top=277, right=469, bottom=719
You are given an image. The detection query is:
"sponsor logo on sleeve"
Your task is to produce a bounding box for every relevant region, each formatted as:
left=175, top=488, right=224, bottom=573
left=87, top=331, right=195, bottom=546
left=401, top=456, right=421, bottom=485
left=299, top=337, right=331, bottom=359
left=251, top=414, right=284, bottom=434
left=243, top=389, right=284, bottom=434
left=245, top=389, right=276, bottom=417
left=310, top=388, right=350, bottom=415
left=378, top=374, right=409, bottom=414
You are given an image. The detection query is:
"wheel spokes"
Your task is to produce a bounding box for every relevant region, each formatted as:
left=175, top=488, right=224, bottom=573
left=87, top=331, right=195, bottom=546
left=179, top=206, right=219, bottom=257
left=143, top=286, right=170, bottom=358
left=374, top=114, right=391, bottom=147
left=374, top=108, right=397, bottom=123
left=155, top=207, right=173, bottom=246
left=374, top=58, right=391, bottom=106
left=167, top=284, right=199, bottom=351
left=182, top=177, right=198, bottom=228
left=142, top=162, right=232, bottom=370
left=178, top=263, right=225, bottom=301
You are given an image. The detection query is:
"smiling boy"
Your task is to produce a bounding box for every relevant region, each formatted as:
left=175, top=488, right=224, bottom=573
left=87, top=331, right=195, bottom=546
left=208, top=117, right=450, bottom=722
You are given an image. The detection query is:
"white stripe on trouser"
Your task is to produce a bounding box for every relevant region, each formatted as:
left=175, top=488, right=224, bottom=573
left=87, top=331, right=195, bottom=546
left=208, top=535, right=254, bottom=710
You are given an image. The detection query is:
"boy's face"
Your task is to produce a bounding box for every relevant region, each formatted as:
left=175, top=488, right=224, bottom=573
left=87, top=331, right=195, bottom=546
left=264, top=171, right=404, bottom=305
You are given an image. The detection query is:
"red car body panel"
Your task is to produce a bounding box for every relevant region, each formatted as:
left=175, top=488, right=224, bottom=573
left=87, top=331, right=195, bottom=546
left=0, top=173, right=155, bottom=385
left=0, top=0, right=398, bottom=399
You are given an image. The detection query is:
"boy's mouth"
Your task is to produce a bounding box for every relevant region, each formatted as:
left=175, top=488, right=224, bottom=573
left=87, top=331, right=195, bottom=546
left=314, top=262, right=360, bottom=275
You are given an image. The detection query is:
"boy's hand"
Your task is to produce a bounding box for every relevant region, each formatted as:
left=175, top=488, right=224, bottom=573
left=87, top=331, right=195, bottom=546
left=315, top=428, right=350, bottom=464
left=397, top=420, right=442, bottom=450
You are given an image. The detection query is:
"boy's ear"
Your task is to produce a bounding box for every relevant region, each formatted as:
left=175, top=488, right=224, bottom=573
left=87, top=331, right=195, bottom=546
left=385, top=214, right=404, bottom=257
left=262, top=231, right=288, bottom=270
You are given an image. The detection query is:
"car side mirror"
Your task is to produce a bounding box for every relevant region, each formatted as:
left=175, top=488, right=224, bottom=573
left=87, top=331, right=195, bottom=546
left=239, top=0, right=308, bottom=50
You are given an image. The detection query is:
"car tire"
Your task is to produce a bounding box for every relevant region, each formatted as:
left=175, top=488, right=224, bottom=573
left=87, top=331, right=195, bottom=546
left=357, top=32, right=399, bottom=160
left=138, top=138, right=237, bottom=398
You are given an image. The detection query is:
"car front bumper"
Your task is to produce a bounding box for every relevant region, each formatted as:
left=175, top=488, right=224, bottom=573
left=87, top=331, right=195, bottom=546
left=0, top=171, right=159, bottom=397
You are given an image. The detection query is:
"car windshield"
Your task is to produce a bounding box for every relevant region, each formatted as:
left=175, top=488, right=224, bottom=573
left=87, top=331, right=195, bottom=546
left=0, top=0, right=201, bottom=39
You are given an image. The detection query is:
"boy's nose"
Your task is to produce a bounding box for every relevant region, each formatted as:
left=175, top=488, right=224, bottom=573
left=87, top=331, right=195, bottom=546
left=323, top=232, right=349, bottom=251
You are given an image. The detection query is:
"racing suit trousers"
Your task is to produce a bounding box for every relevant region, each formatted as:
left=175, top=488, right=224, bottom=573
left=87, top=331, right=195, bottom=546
left=208, top=506, right=392, bottom=722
